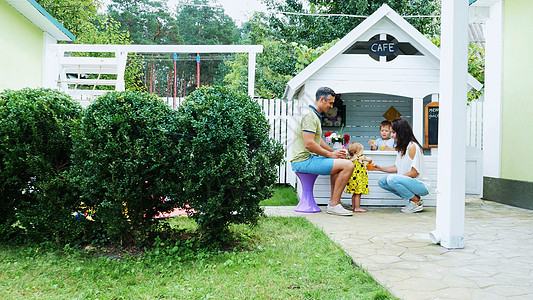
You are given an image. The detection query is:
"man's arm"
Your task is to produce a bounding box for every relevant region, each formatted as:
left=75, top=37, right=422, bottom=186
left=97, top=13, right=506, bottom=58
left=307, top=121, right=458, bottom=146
left=302, top=132, right=345, bottom=159
left=320, top=138, right=334, bottom=152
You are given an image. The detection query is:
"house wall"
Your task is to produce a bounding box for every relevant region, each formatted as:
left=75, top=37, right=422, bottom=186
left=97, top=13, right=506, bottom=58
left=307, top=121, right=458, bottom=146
left=501, top=0, right=533, bottom=182
left=0, top=0, right=44, bottom=90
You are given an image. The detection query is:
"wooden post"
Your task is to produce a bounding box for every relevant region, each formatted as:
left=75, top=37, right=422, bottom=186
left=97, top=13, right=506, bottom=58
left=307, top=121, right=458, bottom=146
left=431, top=0, right=468, bottom=249
left=115, top=51, right=127, bottom=91
left=248, top=51, right=257, bottom=97
left=412, top=97, right=423, bottom=144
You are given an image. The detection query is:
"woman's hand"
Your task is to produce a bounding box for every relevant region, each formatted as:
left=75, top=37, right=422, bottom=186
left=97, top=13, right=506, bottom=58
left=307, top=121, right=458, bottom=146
left=374, top=164, right=397, bottom=173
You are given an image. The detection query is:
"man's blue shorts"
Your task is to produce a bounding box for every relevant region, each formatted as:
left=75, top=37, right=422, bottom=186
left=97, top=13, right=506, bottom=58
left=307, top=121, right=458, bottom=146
left=291, top=155, right=334, bottom=175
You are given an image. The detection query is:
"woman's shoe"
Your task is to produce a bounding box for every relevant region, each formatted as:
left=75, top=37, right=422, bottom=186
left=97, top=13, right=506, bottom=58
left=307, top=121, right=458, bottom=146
left=401, top=201, right=424, bottom=213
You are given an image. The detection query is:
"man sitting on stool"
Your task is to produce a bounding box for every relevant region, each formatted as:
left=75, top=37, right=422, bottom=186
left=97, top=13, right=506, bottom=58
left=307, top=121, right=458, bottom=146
left=291, top=87, right=354, bottom=216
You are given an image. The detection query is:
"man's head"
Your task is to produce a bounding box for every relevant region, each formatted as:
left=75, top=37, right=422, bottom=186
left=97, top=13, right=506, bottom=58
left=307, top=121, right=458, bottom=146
left=315, top=87, right=336, bottom=114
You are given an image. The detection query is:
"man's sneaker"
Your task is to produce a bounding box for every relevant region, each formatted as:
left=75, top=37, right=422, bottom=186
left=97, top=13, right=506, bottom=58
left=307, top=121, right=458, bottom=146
left=327, top=204, right=353, bottom=216
left=401, top=201, right=424, bottom=214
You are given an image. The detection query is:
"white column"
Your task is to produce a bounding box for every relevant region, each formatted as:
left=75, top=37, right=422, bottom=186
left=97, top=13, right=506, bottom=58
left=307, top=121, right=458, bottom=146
left=247, top=52, right=257, bottom=97
left=42, top=34, right=59, bottom=89
left=412, top=97, right=423, bottom=143
left=431, top=0, right=468, bottom=249
left=482, top=2, right=503, bottom=178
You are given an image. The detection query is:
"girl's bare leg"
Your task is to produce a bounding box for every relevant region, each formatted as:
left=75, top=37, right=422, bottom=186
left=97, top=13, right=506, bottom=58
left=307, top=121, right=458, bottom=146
left=352, top=194, right=366, bottom=212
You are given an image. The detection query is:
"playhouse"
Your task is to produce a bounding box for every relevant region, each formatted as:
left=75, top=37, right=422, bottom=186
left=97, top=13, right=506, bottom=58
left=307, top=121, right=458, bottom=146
left=283, top=4, right=483, bottom=207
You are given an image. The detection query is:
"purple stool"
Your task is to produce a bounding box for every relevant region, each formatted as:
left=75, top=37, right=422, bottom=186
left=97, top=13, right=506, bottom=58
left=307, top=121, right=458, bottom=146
left=294, top=172, right=321, bottom=213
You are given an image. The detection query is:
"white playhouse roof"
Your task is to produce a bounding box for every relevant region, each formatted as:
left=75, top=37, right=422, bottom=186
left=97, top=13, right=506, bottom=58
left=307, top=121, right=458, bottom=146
left=283, top=4, right=482, bottom=101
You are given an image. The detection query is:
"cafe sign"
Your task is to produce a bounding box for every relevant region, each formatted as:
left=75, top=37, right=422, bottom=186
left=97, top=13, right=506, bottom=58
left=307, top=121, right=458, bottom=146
left=370, top=40, right=397, bottom=56
left=343, top=33, right=422, bottom=62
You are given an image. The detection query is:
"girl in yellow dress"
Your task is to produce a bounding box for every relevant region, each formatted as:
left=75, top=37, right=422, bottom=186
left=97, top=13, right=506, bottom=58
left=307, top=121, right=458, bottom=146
left=345, top=142, right=372, bottom=212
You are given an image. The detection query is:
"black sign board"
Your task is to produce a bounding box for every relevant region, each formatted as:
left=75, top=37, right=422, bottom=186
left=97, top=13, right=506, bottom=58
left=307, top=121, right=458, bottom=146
left=425, top=102, right=439, bottom=148
left=343, top=33, right=423, bottom=62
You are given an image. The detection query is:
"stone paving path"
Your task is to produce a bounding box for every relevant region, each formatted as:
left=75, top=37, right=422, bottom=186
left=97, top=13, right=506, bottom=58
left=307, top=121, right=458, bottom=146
left=264, top=198, right=533, bottom=300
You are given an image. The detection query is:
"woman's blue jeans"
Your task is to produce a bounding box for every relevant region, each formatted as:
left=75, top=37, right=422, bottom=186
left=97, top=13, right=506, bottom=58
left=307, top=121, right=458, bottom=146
left=378, top=174, right=429, bottom=201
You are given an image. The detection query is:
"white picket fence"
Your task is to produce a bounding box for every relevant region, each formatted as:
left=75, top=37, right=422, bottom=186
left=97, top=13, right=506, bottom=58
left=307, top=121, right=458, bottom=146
left=256, top=98, right=298, bottom=186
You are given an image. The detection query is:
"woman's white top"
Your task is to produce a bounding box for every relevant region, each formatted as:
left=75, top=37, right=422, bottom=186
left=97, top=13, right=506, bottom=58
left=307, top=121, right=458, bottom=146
left=395, top=142, right=431, bottom=191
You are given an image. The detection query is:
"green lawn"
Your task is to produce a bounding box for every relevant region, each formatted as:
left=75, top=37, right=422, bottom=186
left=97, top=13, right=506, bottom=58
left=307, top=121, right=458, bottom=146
left=0, top=216, right=395, bottom=299
left=260, top=185, right=299, bottom=206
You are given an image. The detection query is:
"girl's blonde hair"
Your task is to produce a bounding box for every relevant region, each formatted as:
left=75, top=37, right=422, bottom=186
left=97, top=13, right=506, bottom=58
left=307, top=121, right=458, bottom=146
left=347, top=142, right=364, bottom=156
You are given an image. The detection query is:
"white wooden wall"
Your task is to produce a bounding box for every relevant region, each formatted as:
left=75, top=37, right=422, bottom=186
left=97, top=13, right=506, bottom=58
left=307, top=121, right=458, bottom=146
left=324, top=93, right=414, bottom=146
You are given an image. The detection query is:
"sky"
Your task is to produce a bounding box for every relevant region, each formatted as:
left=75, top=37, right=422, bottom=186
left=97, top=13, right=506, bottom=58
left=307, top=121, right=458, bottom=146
left=214, top=0, right=269, bottom=24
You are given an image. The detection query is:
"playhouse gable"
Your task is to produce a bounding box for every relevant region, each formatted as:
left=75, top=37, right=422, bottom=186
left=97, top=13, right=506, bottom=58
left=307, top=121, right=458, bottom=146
left=283, top=4, right=482, bottom=101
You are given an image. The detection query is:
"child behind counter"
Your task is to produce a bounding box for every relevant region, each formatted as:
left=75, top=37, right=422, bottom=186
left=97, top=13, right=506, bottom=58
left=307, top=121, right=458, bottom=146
left=369, top=120, right=396, bottom=151
left=344, top=142, right=372, bottom=213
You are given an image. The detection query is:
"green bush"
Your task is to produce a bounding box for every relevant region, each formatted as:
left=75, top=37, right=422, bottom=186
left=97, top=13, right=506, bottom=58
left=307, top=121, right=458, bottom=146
left=70, top=91, right=183, bottom=245
left=0, top=88, right=82, bottom=242
left=175, top=86, right=284, bottom=243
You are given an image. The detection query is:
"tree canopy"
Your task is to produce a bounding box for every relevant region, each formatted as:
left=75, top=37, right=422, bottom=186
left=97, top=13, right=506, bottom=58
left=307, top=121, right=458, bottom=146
left=263, top=0, right=441, bottom=48
left=175, top=0, right=239, bottom=45
left=36, top=0, right=483, bottom=100
left=107, top=0, right=182, bottom=45
left=36, top=0, right=99, bottom=38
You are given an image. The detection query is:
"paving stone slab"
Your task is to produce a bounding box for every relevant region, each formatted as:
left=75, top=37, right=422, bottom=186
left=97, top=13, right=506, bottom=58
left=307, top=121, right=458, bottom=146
left=263, top=198, right=533, bottom=299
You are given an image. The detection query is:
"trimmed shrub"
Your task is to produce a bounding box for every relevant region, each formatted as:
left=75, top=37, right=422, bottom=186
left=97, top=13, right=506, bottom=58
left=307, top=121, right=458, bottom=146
left=70, top=91, right=183, bottom=245
left=0, top=88, right=82, bottom=242
left=175, top=86, right=284, bottom=243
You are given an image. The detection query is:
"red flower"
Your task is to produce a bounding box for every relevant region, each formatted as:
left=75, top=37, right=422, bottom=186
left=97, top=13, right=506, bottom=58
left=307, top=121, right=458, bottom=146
left=324, top=131, right=332, bottom=137
left=343, top=134, right=350, bottom=143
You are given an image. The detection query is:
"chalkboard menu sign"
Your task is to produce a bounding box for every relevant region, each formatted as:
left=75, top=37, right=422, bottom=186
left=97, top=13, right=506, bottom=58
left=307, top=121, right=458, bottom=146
left=425, top=102, right=439, bottom=148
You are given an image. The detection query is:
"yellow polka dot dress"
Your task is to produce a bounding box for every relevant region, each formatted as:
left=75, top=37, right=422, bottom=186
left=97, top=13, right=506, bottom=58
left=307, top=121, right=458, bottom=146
left=345, top=155, right=369, bottom=195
